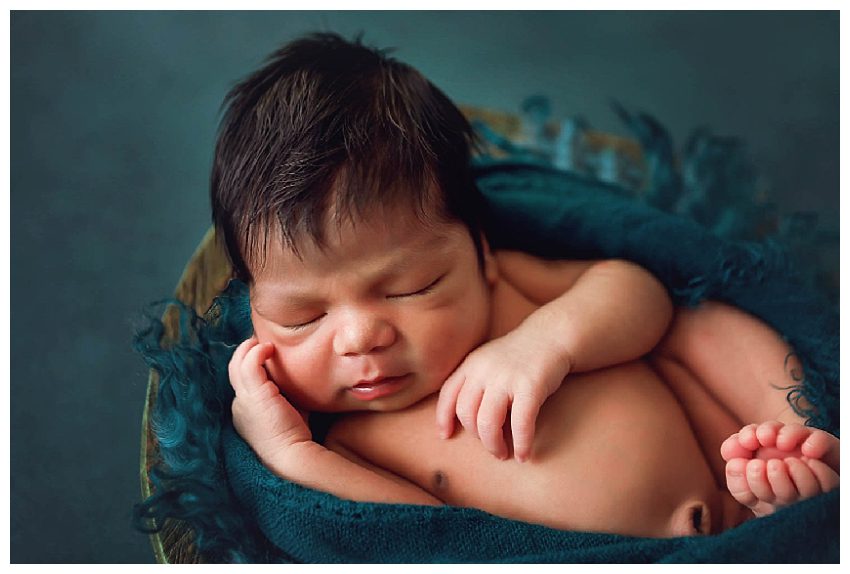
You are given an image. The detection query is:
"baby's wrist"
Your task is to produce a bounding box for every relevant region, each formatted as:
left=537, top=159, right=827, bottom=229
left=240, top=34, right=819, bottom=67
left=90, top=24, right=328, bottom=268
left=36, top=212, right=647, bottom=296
left=545, top=341, right=574, bottom=386
left=242, top=417, right=312, bottom=457
left=271, top=440, right=339, bottom=483
left=514, top=313, right=574, bottom=382
left=535, top=345, right=572, bottom=399
left=256, top=434, right=318, bottom=472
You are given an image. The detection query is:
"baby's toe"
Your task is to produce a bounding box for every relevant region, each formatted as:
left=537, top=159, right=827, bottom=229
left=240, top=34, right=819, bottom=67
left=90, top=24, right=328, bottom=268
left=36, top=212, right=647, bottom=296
left=801, top=430, right=840, bottom=472
left=746, top=459, right=776, bottom=504
left=737, top=424, right=761, bottom=451
left=785, top=457, right=821, bottom=499
left=726, top=458, right=759, bottom=508
left=804, top=458, right=839, bottom=494
left=721, top=433, right=754, bottom=461
left=775, top=423, right=810, bottom=451
left=765, top=459, right=798, bottom=506
left=755, top=421, right=783, bottom=448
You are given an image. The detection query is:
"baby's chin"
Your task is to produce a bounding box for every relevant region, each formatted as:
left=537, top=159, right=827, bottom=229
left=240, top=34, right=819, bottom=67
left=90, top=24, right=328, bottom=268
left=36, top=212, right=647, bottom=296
left=348, top=388, right=440, bottom=413
left=337, top=378, right=442, bottom=413
left=281, top=372, right=445, bottom=414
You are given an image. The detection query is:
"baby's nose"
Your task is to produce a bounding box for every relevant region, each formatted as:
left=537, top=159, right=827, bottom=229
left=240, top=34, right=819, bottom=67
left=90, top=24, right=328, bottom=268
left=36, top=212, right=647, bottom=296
left=333, top=313, right=397, bottom=356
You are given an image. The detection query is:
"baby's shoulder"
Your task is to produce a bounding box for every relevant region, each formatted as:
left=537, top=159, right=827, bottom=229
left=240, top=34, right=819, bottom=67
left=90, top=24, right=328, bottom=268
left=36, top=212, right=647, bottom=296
left=492, top=250, right=598, bottom=306
left=492, top=249, right=549, bottom=273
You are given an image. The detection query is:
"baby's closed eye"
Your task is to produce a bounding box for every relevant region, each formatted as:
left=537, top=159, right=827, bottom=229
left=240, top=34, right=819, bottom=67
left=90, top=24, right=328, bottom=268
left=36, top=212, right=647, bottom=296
left=281, top=313, right=326, bottom=331
left=387, top=273, right=446, bottom=299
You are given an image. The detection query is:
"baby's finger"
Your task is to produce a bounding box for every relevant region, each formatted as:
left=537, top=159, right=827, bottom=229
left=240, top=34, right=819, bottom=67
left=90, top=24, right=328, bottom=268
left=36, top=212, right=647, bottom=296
left=239, top=341, right=275, bottom=395
left=511, top=393, right=541, bottom=463
left=803, top=458, right=839, bottom=494
left=477, top=391, right=510, bottom=460
left=785, top=457, right=821, bottom=499
left=436, top=371, right=465, bottom=439
left=228, top=337, right=259, bottom=394
left=455, top=384, right=484, bottom=438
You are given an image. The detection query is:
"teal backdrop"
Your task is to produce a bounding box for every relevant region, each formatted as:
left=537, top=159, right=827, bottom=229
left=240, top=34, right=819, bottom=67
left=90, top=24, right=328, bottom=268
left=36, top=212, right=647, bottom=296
left=10, top=11, right=838, bottom=563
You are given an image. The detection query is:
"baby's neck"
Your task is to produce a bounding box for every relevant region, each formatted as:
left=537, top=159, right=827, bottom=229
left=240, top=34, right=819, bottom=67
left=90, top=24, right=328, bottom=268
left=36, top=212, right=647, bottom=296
left=308, top=411, right=345, bottom=444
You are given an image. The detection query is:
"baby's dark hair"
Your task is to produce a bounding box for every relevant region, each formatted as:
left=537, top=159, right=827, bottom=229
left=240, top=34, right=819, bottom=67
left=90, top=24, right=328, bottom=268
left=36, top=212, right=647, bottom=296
left=211, top=32, right=485, bottom=283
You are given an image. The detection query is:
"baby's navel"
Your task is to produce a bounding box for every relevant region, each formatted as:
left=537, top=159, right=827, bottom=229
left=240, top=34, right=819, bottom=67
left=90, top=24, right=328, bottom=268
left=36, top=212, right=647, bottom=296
left=432, top=470, right=448, bottom=491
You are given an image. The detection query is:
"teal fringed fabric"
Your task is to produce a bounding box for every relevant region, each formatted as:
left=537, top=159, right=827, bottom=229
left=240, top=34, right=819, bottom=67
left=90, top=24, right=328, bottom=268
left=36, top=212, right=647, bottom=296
left=136, top=160, right=838, bottom=563
left=225, top=427, right=838, bottom=563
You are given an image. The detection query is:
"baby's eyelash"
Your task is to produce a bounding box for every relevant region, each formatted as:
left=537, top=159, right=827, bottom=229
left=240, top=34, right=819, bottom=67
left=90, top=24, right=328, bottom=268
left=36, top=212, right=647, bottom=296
left=283, top=314, right=325, bottom=331
left=390, top=274, right=445, bottom=299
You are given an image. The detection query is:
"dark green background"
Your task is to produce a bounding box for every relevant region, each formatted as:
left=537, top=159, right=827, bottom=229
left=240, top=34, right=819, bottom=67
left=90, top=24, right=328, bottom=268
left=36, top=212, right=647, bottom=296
left=10, top=11, right=838, bottom=563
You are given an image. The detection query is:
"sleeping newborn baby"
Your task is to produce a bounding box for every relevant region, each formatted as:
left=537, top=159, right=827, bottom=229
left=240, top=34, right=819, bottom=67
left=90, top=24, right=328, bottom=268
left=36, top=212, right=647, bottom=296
left=214, top=32, right=839, bottom=540
left=228, top=202, right=839, bottom=538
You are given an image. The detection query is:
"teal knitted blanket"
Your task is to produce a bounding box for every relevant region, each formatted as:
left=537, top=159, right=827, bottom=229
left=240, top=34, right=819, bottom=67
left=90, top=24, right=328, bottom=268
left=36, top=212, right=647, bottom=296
left=137, top=160, right=839, bottom=563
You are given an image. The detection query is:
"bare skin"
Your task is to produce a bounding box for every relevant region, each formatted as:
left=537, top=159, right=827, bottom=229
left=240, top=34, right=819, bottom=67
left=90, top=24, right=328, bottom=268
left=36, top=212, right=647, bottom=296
left=229, top=209, right=839, bottom=539
left=648, top=301, right=840, bottom=516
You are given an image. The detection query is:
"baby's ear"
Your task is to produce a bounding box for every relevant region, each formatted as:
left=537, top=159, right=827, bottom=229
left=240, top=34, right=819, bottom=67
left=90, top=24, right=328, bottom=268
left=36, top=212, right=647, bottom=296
left=481, top=234, right=499, bottom=286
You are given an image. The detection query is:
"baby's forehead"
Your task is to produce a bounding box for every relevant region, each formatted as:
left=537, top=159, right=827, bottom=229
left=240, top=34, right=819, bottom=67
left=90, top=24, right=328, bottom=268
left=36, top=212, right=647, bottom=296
left=256, top=211, right=466, bottom=277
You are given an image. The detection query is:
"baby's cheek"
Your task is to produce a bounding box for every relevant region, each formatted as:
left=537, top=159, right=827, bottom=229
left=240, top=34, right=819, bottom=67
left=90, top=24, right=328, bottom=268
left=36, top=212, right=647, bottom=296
left=262, top=343, right=304, bottom=386
left=427, top=323, right=481, bottom=378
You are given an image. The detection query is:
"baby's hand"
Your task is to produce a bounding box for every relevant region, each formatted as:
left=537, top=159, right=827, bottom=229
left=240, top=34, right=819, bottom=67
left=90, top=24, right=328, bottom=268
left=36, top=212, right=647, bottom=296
left=435, top=329, right=571, bottom=462
left=229, top=337, right=311, bottom=458
left=721, top=421, right=840, bottom=517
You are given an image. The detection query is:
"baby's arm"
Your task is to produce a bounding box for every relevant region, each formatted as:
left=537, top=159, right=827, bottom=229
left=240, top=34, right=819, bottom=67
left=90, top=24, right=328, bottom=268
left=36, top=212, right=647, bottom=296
left=436, top=251, right=673, bottom=462
left=496, top=251, right=674, bottom=372
left=230, top=337, right=443, bottom=505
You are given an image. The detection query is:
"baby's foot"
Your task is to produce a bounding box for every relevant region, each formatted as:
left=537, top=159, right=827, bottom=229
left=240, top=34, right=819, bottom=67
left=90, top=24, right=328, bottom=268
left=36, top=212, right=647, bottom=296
left=720, top=421, right=839, bottom=517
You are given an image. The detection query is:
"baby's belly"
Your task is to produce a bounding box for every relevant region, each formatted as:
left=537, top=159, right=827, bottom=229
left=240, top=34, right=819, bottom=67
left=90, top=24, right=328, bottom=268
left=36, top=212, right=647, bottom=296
left=327, top=359, right=723, bottom=537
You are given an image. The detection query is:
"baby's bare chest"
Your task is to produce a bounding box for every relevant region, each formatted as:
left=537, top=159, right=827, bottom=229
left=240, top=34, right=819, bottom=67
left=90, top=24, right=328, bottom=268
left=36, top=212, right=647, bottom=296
left=326, top=360, right=704, bottom=530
